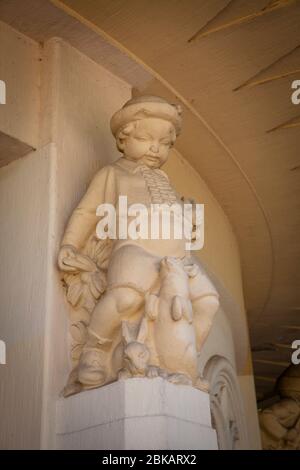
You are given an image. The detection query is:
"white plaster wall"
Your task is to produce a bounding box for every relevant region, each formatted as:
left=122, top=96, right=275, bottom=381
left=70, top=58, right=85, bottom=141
left=198, top=308, right=236, bottom=375
left=0, top=145, right=53, bottom=448
left=0, top=21, right=40, bottom=149
left=238, top=375, right=262, bottom=450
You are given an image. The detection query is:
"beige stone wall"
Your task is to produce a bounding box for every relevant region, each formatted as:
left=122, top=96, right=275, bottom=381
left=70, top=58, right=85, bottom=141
left=0, top=145, right=53, bottom=449
left=238, top=375, right=262, bottom=449
left=0, top=20, right=40, bottom=149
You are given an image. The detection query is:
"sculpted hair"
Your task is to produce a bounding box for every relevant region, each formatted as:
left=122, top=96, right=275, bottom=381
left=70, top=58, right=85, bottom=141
left=168, top=126, right=176, bottom=147
left=116, top=122, right=137, bottom=152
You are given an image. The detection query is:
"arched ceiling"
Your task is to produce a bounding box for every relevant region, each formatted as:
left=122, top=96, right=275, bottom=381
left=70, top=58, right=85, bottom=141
left=1, top=0, right=300, bottom=400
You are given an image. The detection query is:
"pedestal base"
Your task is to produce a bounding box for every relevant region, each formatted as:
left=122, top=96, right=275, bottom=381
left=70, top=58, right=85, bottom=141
left=56, top=377, right=218, bottom=450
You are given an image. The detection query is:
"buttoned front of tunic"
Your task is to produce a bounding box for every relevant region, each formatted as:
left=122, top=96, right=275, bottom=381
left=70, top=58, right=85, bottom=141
left=62, top=157, right=188, bottom=258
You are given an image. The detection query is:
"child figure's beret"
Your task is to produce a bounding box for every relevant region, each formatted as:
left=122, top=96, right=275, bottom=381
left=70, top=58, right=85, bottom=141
left=110, top=95, right=182, bottom=137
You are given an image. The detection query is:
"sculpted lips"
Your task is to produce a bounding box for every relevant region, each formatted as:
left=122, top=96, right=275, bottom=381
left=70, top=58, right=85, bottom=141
left=145, top=155, right=160, bottom=164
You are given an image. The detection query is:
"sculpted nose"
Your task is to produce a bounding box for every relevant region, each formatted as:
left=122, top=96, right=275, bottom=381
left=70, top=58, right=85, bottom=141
left=150, top=142, right=159, bottom=153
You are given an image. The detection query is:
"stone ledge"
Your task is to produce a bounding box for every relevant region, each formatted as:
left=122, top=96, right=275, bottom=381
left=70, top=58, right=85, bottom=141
left=56, top=378, right=217, bottom=449
left=56, top=378, right=212, bottom=434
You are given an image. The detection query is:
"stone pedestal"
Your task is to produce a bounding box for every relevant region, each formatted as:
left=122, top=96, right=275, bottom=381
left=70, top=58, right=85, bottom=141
left=56, top=377, right=218, bottom=450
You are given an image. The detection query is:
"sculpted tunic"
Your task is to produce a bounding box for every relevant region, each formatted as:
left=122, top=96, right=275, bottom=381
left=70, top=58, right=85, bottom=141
left=62, top=157, right=218, bottom=298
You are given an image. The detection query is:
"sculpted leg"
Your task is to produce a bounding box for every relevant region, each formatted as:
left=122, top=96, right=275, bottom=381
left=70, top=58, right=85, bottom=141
left=89, top=287, right=144, bottom=336
left=192, top=295, right=219, bottom=352
left=78, top=287, right=144, bottom=387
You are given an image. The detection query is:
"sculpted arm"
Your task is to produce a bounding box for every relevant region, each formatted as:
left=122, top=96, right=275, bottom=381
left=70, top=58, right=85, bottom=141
left=58, top=166, right=116, bottom=272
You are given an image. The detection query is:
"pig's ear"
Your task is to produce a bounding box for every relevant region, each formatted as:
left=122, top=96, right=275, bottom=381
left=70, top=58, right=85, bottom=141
left=184, top=264, right=199, bottom=278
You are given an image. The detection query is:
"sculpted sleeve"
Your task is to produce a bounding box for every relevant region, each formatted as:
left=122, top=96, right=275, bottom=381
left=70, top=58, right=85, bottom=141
left=61, top=165, right=116, bottom=250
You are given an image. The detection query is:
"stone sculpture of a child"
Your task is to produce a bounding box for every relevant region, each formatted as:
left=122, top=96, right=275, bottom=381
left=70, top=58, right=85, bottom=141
left=259, top=364, right=300, bottom=450
left=58, top=95, right=219, bottom=390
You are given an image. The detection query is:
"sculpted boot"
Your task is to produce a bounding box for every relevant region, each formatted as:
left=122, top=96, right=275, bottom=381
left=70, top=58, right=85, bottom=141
left=77, top=329, right=112, bottom=388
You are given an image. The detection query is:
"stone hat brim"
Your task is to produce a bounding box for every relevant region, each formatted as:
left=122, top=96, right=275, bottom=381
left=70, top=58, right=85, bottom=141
left=110, top=101, right=182, bottom=137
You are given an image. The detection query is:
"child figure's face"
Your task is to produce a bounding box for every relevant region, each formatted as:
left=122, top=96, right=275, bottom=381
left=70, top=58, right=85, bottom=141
left=119, top=118, right=175, bottom=169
